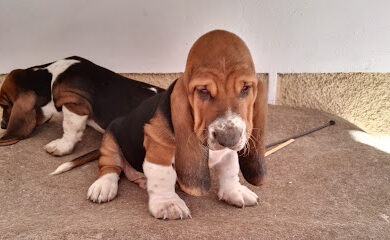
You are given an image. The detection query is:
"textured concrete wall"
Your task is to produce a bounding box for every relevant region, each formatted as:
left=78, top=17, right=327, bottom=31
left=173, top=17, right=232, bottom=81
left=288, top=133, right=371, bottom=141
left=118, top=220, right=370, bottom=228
left=0, top=73, right=268, bottom=90
left=277, top=73, right=390, bottom=134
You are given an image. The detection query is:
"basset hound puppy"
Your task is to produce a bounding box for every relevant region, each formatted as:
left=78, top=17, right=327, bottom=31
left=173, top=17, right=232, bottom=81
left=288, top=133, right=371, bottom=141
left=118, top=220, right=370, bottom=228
left=0, top=56, right=162, bottom=155
left=75, top=30, right=267, bottom=220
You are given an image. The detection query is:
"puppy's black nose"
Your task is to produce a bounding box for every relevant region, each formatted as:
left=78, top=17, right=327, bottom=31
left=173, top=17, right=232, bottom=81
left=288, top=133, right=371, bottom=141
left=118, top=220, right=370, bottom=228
left=213, top=126, right=242, bottom=148
left=1, top=120, right=7, bottom=129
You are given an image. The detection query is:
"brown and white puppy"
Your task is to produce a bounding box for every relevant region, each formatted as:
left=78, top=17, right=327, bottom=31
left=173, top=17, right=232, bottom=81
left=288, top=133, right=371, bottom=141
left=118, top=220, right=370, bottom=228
left=0, top=56, right=162, bottom=154
left=81, top=30, right=267, bottom=220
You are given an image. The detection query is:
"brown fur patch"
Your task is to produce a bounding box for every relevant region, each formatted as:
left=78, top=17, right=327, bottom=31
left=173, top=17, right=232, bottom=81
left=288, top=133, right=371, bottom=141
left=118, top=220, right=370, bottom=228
left=183, top=30, right=258, bottom=141
left=0, top=138, right=20, bottom=146
left=177, top=30, right=267, bottom=188
left=0, top=91, right=38, bottom=142
left=0, top=71, right=43, bottom=145
left=0, top=70, right=22, bottom=103
left=53, top=88, right=92, bottom=116
left=97, top=132, right=145, bottom=188
left=0, top=70, right=24, bottom=131
left=98, top=132, right=124, bottom=177
left=143, top=110, right=176, bottom=166
left=238, top=80, right=267, bottom=185
left=171, top=78, right=211, bottom=196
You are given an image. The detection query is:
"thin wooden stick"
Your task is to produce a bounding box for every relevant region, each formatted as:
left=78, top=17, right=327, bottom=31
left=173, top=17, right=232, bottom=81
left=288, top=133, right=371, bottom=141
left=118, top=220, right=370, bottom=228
left=265, top=139, right=295, bottom=157
left=265, top=120, right=335, bottom=148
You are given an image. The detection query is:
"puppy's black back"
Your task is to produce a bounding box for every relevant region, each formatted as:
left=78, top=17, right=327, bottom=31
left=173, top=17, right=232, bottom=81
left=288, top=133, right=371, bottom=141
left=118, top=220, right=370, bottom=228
left=107, top=81, right=176, bottom=172
left=54, top=56, right=163, bottom=128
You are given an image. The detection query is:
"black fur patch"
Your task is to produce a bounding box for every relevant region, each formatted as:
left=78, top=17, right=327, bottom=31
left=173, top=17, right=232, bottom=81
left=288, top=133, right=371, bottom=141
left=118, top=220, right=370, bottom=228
left=157, top=80, right=176, bottom=133
left=12, top=68, right=52, bottom=107
left=107, top=81, right=177, bottom=172
left=2, top=56, right=163, bottom=142
left=53, top=56, right=164, bottom=128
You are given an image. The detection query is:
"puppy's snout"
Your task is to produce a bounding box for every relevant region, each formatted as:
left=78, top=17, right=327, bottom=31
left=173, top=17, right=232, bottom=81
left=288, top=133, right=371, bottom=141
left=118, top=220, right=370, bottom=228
left=213, top=126, right=242, bottom=148
left=1, top=120, right=7, bottom=129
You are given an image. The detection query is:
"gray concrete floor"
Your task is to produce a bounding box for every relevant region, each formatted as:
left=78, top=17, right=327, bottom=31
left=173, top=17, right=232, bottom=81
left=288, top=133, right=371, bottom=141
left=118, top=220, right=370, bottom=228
left=0, top=105, right=389, bottom=239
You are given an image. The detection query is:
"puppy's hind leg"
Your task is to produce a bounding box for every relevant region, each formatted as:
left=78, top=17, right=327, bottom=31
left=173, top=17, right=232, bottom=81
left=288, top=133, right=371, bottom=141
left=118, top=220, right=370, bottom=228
left=44, top=105, right=87, bottom=156
left=87, top=132, right=123, bottom=203
left=122, top=160, right=147, bottom=190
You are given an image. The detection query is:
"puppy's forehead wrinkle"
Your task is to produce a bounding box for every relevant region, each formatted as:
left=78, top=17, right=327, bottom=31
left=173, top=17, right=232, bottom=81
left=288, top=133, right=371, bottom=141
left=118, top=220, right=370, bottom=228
left=191, top=63, right=253, bottom=79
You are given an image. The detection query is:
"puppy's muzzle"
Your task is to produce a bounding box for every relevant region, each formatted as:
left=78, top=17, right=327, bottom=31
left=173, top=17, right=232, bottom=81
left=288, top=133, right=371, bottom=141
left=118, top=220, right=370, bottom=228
left=208, top=111, right=246, bottom=151
left=1, top=120, right=7, bottom=129
left=213, top=126, right=242, bottom=148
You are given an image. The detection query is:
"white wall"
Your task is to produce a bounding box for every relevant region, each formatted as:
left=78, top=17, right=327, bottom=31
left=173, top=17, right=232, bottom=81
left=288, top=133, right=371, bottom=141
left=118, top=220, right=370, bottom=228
left=1, top=0, right=390, bottom=103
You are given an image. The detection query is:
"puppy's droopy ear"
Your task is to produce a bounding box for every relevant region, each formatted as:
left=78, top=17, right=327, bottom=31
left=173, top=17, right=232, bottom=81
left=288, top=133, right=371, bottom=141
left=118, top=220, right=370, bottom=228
left=0, top=92, right=37, bottom=146
left=238, top=79, right=267, bottom=185
left=171, top=78, right=211, bottom=196
left=0, top=97, right=7, bottom=106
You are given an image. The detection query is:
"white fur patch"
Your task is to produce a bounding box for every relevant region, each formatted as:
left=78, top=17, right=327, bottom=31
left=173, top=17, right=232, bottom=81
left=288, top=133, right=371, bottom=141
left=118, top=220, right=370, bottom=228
left=148, top=87, right=158, bottom=93
left=143, top=160, right=191, bottom=220
left=87, top=173, right=119, bottom=203
left=49, top=161, right=74, bottom=175
left=46, top=59, right=80, bottom=89
left=209, top=148, right=259, bottom=207
left=208, top=148, right=233, bottom=168
left=87, top=119, right=105, bottom=133
left=35, top=59, right=79, bottom=122
left=207, top=109, right=247, bottom=151
left=35, top=59, right=80, bottom=123
left=44, top=106, right=87, bottom=156
left=40, top=100, right=60, bottom=122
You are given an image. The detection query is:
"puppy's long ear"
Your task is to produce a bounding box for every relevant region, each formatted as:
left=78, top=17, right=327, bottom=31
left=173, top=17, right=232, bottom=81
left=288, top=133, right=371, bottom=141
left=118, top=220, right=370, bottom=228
left=239, top=79, right=267, bottom=185
left=171, top=78, right=211, bottom=196
left=0, top=92, right=37, bottom=145
left=0, top=97, right=6, bottom=106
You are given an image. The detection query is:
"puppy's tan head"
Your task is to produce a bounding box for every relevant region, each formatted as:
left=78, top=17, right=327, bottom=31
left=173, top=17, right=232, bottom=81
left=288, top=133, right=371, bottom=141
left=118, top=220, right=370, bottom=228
left=171, top=30, right=267, bottom=196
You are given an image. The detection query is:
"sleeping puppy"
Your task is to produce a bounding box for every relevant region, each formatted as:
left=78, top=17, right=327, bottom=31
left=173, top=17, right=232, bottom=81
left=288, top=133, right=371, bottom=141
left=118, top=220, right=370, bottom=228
left=84, top=30, right=267, bottom=219
left=0, top=56, right=162, bottom=155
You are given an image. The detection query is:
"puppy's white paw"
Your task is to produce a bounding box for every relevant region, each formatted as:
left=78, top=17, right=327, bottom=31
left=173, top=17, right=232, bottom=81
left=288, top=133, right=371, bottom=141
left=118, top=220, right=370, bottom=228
left=87, top=173, right=119, bottom=203
left=218, top=184, right=259, bottom=207
left=149, top=193, right=191, bottom=220
left=44, top=138, right=75, bottom=156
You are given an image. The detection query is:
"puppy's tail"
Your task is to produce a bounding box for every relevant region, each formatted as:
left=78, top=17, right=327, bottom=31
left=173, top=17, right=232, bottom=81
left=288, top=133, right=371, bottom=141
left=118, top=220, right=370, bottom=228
left=50, top=149, right=100, bottom=175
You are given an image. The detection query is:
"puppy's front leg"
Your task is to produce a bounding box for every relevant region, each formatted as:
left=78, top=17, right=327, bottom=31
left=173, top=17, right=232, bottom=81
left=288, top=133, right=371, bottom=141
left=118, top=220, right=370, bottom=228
left=44, top=106, right=87, bottom=156
left=142, top=110, right=190, bottom=219
left=210, top=149, right=259, bottom=207
left=143, top=160, right=191, bottom=220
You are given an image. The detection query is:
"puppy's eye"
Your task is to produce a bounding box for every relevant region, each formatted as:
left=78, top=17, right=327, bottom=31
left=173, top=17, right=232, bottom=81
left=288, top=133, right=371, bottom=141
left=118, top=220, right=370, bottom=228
left=240, top=85, right=251, bottom=97
left=197, top=88, right=211, bottom=101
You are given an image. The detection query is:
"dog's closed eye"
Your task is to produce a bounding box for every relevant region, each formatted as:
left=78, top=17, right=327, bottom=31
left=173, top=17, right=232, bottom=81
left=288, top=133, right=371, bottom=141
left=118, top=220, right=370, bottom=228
left=197, top=87, right=212, bottom=101
left=239, top=85, right=251, bottom=98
